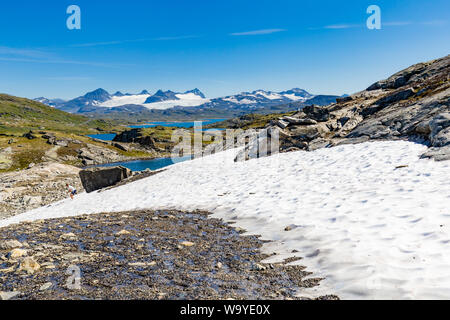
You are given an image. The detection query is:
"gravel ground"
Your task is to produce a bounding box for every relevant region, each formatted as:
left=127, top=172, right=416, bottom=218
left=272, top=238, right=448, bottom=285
left=0, top=162, right=83, bottom=220
left=0, top=209, right=338, bottom=300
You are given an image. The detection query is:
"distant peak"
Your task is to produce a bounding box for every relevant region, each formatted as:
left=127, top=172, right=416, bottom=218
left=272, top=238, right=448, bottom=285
left=185, top=88, right=206, bottom=98
left=144, top=90, right=179, bottom=103
left=140, top=90, right=150, bottom=95
left=82, top=88, right=111, bottom=103
left=89, top=88, right=109, bottom=95
left=279, top=88, right=313, bottom=97
left=252, top=89, right=270, bottom=94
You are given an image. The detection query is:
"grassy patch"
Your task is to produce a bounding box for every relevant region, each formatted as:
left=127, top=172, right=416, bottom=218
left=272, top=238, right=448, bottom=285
left=209, top=112, right=297, bottom=130
left=0, top=93, right=120, bottom=136
left=56, top=142, right=86, bottom=159
left=0, top=137, right=51, bottom=171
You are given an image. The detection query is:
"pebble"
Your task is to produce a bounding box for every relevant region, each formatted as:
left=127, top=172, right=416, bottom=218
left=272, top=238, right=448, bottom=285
left=0, top=291, right=21, bottom=300
left=284, top=224, right=298, bottom=232
left=60, top=233, right=77, bottom=240
left=8, top=248, right=28, bottom=259
left=180, top=241, right=195, bottom=247
left=116, top=230, right=132, bottom=236
left=19, top=257, right=41, bottom=274
left=128, top=261, right=156, bottom=267
left=252, top=263, right=267, bottom=271
left=41, top=262, right=56, bottom=270
left=0, top=240, right=23, bottom=250
left=39, top=282, right=53, bottom=291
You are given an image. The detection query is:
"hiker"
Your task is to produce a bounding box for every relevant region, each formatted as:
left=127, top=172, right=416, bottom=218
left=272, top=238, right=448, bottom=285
left=66, top=183, right=77, bottom=200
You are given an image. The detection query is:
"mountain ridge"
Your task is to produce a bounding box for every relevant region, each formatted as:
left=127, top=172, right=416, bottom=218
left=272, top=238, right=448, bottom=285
left=34, top=87, right=341, bottom=121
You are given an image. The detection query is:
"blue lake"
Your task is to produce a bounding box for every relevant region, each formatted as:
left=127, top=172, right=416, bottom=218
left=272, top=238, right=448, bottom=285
left=87, top=119, right=227, bottom=171
left=88, top=119, right=227, bottom=141
left=88, top=133, right=117, bottom=141
left=93, top=156, right=192, bottom=172
left=130, top=119, right=226, bottom=129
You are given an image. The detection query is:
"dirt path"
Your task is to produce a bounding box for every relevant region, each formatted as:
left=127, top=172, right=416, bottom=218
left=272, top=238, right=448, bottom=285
left=43, top=146, right=61, bottom=161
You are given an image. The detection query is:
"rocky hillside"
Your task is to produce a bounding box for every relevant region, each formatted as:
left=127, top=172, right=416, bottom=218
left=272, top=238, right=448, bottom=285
left=245, top=55, right=450, bottom=161
left=0, top=95, right=161, bottom=172
left=0, top=94, right=111, bottom=135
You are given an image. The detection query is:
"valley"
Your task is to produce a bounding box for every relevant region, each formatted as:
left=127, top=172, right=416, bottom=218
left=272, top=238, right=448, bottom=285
left=0, top=54, right=449, bottom=300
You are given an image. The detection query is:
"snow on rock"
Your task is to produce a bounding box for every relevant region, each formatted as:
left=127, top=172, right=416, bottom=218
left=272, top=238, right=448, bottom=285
left=98, top=92, right=209, bottom=110
left=98, top=94, right=151, bottom=108
left=2, top=141, right=450, bottom=299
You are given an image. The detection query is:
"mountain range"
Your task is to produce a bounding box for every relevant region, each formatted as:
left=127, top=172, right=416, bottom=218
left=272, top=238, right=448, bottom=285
left=35, top=88, right=341, bottom=121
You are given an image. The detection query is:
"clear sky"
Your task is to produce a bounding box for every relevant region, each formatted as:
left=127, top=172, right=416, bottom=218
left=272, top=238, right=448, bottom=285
left=0, top=0, right=449, bottom=100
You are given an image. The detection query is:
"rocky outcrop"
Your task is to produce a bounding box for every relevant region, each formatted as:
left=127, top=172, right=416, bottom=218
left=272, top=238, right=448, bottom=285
left=112, top=142, right=128, bottom=152
left=245, top=55, right=450, bottom=161
left=42, top=134, right=82, bottom=147
left=79, top=166, right=132, bottom=193
left=38, top=133, right=139, bottom=166
left=0, top=162, right=83, bottom=219
left=113, top=128, right=156, bottom=149
left=22, top=131, right=36, bottom=140
left=77, top=144, right=125, bottom=166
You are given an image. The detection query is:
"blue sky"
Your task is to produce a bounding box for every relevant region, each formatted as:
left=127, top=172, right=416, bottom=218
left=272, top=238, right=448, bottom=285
left=0, top=0, right=449, bottom=100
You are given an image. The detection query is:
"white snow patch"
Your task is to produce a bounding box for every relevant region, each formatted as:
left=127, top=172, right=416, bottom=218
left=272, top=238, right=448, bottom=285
left=174, top=92, right=204, bottom=101
left=254, top=91, right=282, bottom=100
left=282, top=93, right=308, bottom=101
left=98, top=92, right=209, bottom=110
left=2, top=141, right=450, bottom=299
left=98, top=94, right=151, bottom=108
left=222, top=97, right=256, bottom=105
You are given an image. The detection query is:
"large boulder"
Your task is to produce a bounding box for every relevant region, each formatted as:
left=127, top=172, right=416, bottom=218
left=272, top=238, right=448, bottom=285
left=79, top=166, right=132, bottom=193
left=113, top=129, right=141, bottom=143
left=429, top=113, right=450, bottom=147
left=113, top=129, right=156, bottom=149
left=302, top=105, right=330, bottom=122
left=22, top=131, right=36, bottom=140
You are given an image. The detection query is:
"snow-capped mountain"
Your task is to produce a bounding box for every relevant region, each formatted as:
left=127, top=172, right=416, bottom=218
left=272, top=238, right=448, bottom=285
left=33, top=97, right=66, bottom=108
left=35, top=87, right=340, bottom=120
left=209, top=88, right=313, bottom=108
left=39, top=88, right=209, bottom=113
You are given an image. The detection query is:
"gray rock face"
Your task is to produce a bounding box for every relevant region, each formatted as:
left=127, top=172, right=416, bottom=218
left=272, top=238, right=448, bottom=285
left=113, top=143, right=128, bottom=152
left=79, top=166, right=132, bottom=193
left=302, top=105, right=330, bottom=122
left=429, top=113, right=450, bottom=147
left=113, top=128, right=156, bottom=149
left=283, top=117, right=317, bottom=125
left=421, top=146, right=450, bottom=161
left=22, top=131, right=36, bottom=140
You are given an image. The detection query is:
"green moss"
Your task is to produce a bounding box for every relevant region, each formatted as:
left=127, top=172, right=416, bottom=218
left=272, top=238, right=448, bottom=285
left=56, top=142, right=85, bottom=158
left=8, top=149, right=46, bottom=171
